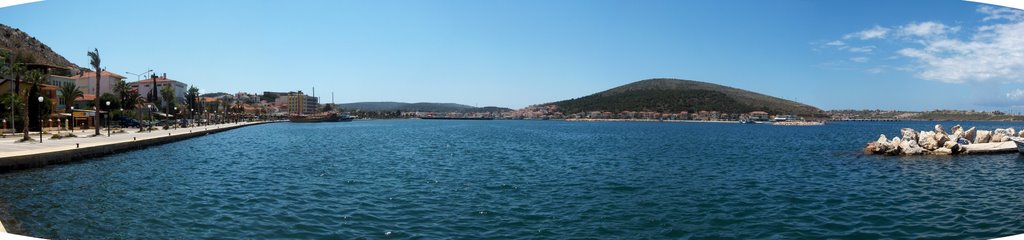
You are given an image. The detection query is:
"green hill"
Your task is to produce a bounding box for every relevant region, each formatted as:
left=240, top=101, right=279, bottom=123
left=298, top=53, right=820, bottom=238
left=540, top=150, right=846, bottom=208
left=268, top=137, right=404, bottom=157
left=549, top=78, right=823, bottom=117
left=0, top=24, right=78, bottom=69
left=340, top=102, right=512, bottom=113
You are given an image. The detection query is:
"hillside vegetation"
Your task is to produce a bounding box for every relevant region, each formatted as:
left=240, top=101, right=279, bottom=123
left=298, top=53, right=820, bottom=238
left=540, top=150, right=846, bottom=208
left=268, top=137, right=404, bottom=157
left=340, top=102, right=511, bottom=113
left=549, top=78, right=823, bottom=116
left=0, top=24, right=78, bottom=68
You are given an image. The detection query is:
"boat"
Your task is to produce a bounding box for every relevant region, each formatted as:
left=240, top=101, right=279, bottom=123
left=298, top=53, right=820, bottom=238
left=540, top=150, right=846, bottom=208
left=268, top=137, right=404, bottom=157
left=336, top=115, right=355, bottom=122
left=288, top=113, right=342, bottom=123
left=1010, top=137, right=1024, bottom=153
left=421, top=117, right=494, bottom=120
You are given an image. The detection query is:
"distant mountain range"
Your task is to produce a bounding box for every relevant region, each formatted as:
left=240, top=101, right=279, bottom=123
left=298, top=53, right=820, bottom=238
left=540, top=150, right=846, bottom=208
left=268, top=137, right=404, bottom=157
left=0, top=24, right=78, bottom=69
left=547, top=78, right=824, bottom=116
left=340, top=102, right=512, bottom=113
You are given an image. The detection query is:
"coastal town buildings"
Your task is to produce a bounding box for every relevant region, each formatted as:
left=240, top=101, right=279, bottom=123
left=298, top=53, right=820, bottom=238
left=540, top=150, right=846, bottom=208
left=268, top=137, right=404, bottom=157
left=0, top=79, right=58, bottom=111
left=74, top=70, right=125, bottom=97
left=275, top=91, right=318, bottom=115
left=128, top=74, right=188, bottom=108
left=47, top=75, right=76, bottom=110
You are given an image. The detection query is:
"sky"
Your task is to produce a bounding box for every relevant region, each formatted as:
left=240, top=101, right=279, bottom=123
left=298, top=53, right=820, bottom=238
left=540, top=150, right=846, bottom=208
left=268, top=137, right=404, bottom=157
left=1, top=0, right=1023, bottom=111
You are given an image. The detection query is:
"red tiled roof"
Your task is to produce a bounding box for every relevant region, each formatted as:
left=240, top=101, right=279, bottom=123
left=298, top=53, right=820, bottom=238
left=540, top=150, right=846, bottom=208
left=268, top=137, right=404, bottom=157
left=76, top=94, right=96, bottom=101
left=75, top=71, right=125, bottom=79
left=128, top=77, right=183, bottom=85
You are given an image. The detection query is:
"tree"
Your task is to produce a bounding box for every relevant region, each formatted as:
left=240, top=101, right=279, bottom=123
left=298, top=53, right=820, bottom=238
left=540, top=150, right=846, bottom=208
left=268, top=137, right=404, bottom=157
left=59, top=82, right=84, bottom=130
left=160, top=84, right=175, bottom=115
left=322, top=104, right=335, bottom=112
left=59, top=83, right=84, bottom=114
left=21, top=70, right=47, bottom=140
left=88, top=48, right=101, bottom=136
left=0, top=92, right=22, bottom=135
left=186, top=86, right=199, bottom=119
left=114, top=79, right=131, bottom=109
left=99, top=93, right=118, bottom=111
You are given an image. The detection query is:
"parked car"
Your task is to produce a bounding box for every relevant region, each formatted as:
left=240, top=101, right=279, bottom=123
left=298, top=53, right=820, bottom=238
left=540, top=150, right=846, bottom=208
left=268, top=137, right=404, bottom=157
left=120, top=118, right=141, bottom=128
left=156, top=120, right=175, bottom=127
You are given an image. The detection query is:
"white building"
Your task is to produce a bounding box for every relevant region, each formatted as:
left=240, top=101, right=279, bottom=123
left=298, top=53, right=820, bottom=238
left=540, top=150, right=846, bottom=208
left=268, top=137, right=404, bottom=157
left=47, top=75, right=77, bottom=110
left=74, top=71, right=125, bottom=97
left=129, top=74, right=188, bottom=108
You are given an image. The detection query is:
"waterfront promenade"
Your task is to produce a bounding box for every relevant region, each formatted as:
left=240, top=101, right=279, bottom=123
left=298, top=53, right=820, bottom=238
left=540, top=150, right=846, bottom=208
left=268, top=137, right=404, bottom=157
left=0, top=121, right=276, bottom=170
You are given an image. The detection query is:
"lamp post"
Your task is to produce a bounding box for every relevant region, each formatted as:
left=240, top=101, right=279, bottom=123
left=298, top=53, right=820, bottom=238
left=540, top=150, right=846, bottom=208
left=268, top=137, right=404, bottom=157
left=70, top=106, right=75, bottom=132
left=174, top=106, right=178, bottom=129
left=148, top=104, right=153, bottom=132
left=37, top=96, right=43, bottom=143
left=125, top=69, right=153, bottom=82
left=2, top=119, right=6, bottom=138
left=106, top=101, right=111, bottom=136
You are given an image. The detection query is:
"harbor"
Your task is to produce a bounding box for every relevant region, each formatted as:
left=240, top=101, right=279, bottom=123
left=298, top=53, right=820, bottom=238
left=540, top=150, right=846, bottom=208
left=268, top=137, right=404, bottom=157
left=0, top=121, right=276, bottom=171
left=863, top=124, right=1024, bottom=155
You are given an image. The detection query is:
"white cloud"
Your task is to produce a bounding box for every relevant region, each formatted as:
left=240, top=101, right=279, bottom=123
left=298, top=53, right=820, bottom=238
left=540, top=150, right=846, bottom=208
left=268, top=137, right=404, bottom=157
left=897, top=22, right=959, bottom=38
left=866, top=67, right=884, bottom=74
left=1007, top=89, right=1024, bottom=100
left=825, top=40, right=845, bottom=46
left=845, top=26, right=890, bottom=40
left=896, top=18, right=1024, bottom=83
left=847, top=46, right=875, bottom=53
left=850, top=57, right=869, bottom=63
left=978, top=5, right=1024, bottom=22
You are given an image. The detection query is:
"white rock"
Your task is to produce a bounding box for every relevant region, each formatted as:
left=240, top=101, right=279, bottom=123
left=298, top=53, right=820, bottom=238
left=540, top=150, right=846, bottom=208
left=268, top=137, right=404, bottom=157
left=901, top=140, right=925, bottom=155
left=976, top=130, right=992, bottom=144
left=964, top=127, right=977, bottom=143
left=933, top=132, right=949, bottom=149
left=901, top=128, right=918, bottom=142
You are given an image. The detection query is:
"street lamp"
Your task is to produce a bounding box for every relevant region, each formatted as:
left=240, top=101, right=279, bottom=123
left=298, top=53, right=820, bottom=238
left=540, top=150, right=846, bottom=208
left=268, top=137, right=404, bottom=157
left=2, top=119, right=6, bottom=138
left=37, top=96, right=43, bottom=143
left=70, top=106, right=75, bottom=132
left=174, top=106, right=178, bottom=129
left=147, top=104, right=153, bottom=132
left=125, top=69, right=153, bottom=82
left=106, top=101, right=111, bottom=136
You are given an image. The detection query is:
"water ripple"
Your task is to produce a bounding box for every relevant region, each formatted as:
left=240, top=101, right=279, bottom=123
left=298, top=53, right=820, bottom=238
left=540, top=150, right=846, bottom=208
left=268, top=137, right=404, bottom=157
left=2, top=121, right=1024, bottom=238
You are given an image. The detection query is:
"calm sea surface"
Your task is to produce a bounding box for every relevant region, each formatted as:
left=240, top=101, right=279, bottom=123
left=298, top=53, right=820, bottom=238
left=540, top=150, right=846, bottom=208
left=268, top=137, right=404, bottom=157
left=3, top=120, right=1024, bottom=239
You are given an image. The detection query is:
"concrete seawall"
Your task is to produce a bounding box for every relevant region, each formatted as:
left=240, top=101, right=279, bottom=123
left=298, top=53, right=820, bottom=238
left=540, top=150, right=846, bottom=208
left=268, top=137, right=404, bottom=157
left=0, top=121, right=276, bottom=171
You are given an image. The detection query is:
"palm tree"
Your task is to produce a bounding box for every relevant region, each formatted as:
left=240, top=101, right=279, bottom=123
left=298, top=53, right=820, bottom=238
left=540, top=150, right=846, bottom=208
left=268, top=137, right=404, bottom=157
left=88, top=48, right=101, bottom=136
left=160, top=84, right=175, bottom=115
left=20, top=70, right=46, bottom=141
left=114, top=79, right=131, bottom=109
left=59, top=82, right=84, bottom=130
left=59, top=83, right=84, bottom=114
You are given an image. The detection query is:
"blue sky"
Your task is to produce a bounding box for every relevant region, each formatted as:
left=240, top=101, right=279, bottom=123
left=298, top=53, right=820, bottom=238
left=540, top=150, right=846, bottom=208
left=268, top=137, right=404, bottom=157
left=1, top=0, right=1023, bottom=111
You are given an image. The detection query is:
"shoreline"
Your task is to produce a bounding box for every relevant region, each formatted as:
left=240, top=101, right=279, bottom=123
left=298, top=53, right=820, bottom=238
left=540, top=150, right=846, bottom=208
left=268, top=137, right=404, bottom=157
left=0, top=121, right=279, bottom=171
left=0, top=121, right=279, bottom=238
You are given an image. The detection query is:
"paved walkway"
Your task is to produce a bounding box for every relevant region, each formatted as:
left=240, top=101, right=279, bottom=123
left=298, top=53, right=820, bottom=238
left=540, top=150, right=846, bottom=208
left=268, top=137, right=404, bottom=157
left=0, top=121, right=271, bottom=158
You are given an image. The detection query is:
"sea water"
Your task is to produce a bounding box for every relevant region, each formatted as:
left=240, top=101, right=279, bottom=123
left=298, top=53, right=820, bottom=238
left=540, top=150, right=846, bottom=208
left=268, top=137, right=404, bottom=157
left=2, top=120, right=1024, bottom=239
